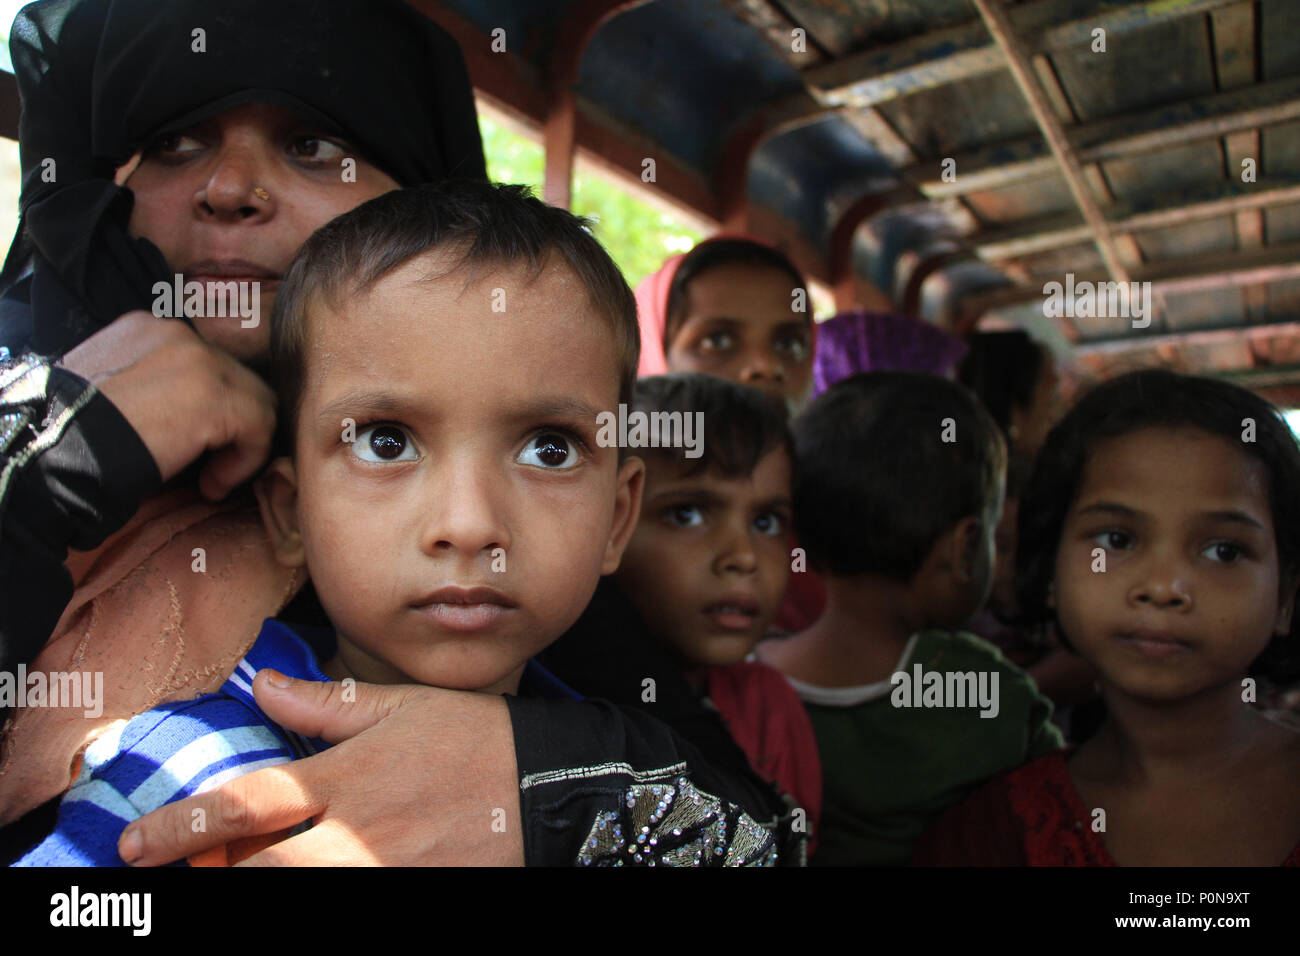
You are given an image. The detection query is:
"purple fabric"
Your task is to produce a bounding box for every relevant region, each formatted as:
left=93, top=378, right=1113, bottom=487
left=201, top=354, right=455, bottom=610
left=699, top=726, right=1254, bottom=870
left=812, top=311, right=969, bottom=397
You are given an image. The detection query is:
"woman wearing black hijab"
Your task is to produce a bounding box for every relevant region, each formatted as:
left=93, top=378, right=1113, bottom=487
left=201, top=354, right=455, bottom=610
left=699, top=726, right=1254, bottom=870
left=0, top=0, right=784, bottom=866
left=0, top=0, right=486, bottom=355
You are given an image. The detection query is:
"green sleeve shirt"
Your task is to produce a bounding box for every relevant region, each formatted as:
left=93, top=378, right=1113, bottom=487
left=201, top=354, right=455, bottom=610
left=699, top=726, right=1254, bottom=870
left=790, top=629, right=1065, bottom=866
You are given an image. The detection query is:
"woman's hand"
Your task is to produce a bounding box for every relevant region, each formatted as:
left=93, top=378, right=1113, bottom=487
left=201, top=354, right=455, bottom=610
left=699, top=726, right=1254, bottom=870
left=60, top=310, right=278, bottom=500
left=117, top=671, right=524, bottom=866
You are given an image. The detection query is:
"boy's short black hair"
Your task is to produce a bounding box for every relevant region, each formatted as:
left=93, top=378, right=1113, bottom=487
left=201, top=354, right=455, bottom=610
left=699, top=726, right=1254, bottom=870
left=665, top=238, right=808, bottom=343
left=1016, top=369, right=1300, bottom=679
left=270, top=180, right=639, bottom=442
left=794, top=371, right=1007, bottom=580
left=632, top=373, right=793, bottom=478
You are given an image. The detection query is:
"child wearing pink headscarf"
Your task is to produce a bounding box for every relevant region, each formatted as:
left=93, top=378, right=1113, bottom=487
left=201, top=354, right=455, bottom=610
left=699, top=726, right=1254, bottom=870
left=634, top=237, right=816, bottom=407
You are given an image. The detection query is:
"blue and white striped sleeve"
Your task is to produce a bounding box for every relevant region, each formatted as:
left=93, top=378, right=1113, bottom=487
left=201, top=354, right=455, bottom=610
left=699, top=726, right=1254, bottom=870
left=14, top=695, right=297, bottom=867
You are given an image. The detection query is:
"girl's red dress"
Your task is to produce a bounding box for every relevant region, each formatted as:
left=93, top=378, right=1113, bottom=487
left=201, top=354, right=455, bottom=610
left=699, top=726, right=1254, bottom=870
left=913, top=749, right=1300, bottom=866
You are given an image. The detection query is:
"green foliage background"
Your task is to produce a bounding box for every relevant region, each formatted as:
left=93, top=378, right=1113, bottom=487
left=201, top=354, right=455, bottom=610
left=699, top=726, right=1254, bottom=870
left=479, top=111, right=704, bottom=291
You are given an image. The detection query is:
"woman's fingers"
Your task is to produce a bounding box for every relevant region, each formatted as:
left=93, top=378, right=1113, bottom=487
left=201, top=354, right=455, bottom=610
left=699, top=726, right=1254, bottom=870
left=250, top=668, right=429, bottom=744
left=113, top=149, right=144, bottom=186
left=196, top=361, right=278, bottom=499
left=122, top=675, right=523, bottom=866
left=61, top=310, right=278, bottom=495
left=118, top=763, right=324, bottom=866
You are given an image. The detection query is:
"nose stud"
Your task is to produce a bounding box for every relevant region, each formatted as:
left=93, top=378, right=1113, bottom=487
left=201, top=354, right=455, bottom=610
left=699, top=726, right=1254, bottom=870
left=253, top=187, right=270, bottom=201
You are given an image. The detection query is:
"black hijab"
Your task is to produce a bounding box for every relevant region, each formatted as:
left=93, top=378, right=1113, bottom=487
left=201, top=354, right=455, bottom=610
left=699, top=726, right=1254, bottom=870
left=2, top=0, right=487, bottom=355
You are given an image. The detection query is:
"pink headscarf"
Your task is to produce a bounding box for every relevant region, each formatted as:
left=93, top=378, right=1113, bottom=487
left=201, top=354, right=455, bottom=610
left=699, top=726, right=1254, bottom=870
left=633, top=234, right=813, bottom=377
left=633, top=251, right=686, bottom=376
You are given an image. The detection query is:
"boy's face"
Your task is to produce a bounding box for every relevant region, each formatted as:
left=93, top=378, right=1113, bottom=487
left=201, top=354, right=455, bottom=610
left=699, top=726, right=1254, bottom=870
left=258, top=251, right=643, bottom=694
left=1052, top=428, right=1293, bottom=702
left=665, top=264, right=813, bottom=404
left=615, top=447, right=793, bottom=671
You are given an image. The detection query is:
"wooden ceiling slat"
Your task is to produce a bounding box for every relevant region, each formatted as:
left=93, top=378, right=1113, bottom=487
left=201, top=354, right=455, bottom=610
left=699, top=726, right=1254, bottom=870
left=974, top=177, right=1300, bottom=260
left=805, top=0, right=1242, bottom=109
left=961, top=240, right=1300, bottom=321
left=907, top=76, right=1300, bottom=200
left=972, top=0, right=1134, bottom=295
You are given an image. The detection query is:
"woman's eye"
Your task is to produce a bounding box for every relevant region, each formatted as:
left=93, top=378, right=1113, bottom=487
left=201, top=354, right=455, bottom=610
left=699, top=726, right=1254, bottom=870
left=517, top=432, right=579, bottom=470
left=1202, top=541, right=1244, bottom=564
left=288, top=135, right=348, bottom=164
left=753, top=511, right=784, bottom=536
left=666, top=505, right=704, bottom=528
left=698, top=331, right=735, bottom=353
left=146, top=132, right=205, bottom=161
left=351, top=424, right=418, bottom=462
left=1092, top=529, right=1133, bottom=551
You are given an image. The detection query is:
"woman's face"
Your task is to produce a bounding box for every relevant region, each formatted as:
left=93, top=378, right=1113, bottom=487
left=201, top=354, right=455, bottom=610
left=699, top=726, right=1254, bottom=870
left=124, top=102, right=400, bottom=363
left=664, top=263, right=814, bottom=403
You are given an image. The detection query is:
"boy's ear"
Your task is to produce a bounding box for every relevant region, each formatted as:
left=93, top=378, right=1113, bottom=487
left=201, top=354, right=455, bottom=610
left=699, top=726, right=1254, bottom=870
left=946, top=515, right=983, bottom=582
left=254, top=457, right=306, bottom=568
left=600, top=454, right=646, bottom=575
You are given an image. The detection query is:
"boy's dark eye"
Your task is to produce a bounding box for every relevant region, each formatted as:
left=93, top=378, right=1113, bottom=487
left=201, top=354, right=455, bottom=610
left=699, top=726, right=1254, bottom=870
left=351, top=424, right=418, bottom=462
left=753, top=511, right=783, bottom=536
left=371, top=427, right=406, bottom=459
left=666, top=504, right=704, bottom=527
left=517, top=432, right=578, bottom=470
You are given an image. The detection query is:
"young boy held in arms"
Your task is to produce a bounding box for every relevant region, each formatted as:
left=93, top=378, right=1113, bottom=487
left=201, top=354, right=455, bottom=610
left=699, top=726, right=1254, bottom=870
left=16, top=182, right=780, bottom=867
left=759, top=372, right=1064, bottom=865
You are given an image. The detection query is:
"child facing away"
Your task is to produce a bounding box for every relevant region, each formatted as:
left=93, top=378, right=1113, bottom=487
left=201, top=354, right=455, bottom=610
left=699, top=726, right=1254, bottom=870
left=914, top=370, right=1300, bottom=866
left=15, top=182, right=787, bottom=866
left=607, top=373, right=822, bottom=856
left=757, top=371, right=1065, bottom=866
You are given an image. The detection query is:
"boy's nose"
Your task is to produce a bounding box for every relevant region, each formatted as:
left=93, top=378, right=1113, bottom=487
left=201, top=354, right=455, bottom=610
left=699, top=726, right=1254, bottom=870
left=714, top=523, right=759, bottom=576
left=418, top=465, right=511, bottom=561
